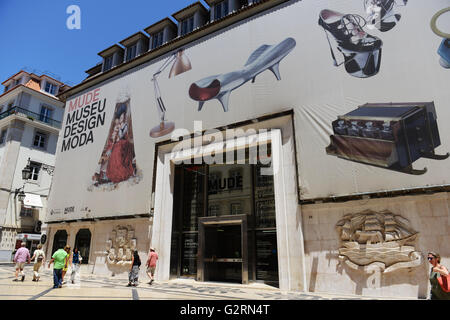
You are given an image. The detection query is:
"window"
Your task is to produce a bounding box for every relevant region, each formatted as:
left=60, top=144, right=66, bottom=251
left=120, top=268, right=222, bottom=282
left=126, top=43, right=138, bottom=61
left=103, top=55, right=113, bottom=71
left=181, top=16, right=194, bottom=36
left=214, top=0, right=229, bottom=20
left=29, top=162, right=41, bottom=181
left=14, top=78, right=21, bottom=86
left=20, top=206, right=34, bottom=217
left=208, top=203, right=221, bottom=216
left=0, top=129, right=7, bottom=144
left=4, top=84, right=10, bottom=92
left=44, top=82, right=57, bottom=95
left=230, top=202, right=243, bottom=215
left=39, top=106, right=53, bottom=123
left=151, top=31, right=164, bottom=49
left=33, top=131, right=47, bottom=149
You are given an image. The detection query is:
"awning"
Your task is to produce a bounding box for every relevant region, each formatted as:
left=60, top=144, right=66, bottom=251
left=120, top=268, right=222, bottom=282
left=16, top=233, right=41, bottom=241
left=23, top=193, right=43, bottom=208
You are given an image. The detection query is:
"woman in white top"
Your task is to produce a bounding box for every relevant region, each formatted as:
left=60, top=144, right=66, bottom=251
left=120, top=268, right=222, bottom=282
left=30, top=244, right=45, bottom=282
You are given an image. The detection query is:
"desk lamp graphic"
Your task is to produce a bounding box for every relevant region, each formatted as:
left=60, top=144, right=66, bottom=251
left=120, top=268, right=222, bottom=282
left=430, top=7, right=450, bottom=69
left=150, top=49, right=192, bottom=138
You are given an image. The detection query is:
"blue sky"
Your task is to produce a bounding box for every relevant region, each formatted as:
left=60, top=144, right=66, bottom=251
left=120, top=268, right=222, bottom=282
left=0, top=0, right=207, bottom=87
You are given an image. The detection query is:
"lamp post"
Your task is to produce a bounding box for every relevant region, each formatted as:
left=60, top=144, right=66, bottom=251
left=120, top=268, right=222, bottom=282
left=150, top=49, right=192, bottom=138
left=15, top=188, right=26, bottom=202
left=14, top=158, right=54, bottom=203
left=14, top=159, right=32, bottom=202
left=22, top=159, right=32, bottom=180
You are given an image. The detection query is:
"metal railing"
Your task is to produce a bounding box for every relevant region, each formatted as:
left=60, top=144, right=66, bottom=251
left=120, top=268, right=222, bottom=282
left=0, top=106, right=61, bottom=129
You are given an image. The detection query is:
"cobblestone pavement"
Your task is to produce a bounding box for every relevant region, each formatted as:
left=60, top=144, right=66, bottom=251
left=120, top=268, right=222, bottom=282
left=0, top=263, right=413, bottom=301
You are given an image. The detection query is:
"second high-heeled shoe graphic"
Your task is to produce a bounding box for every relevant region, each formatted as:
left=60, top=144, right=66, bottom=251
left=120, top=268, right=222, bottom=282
left=364, top=0, right=408, bottom=32
left=319, top=0, right=408, bottom=78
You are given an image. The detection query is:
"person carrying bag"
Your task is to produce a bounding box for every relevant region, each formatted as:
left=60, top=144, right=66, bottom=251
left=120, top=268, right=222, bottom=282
left=127, top=250, right=141, bottom=287
left=428, top=251, right=450, bottom=300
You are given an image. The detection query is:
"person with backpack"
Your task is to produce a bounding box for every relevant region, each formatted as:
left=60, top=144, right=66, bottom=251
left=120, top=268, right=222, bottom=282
left=127, top=250, right=141, bottom=287
left=30, top=244, right=45, bottom=282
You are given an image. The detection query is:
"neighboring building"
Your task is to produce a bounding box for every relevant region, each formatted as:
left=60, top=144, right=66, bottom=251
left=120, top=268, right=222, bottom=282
left=0, top=70, right=68, bottom=261
left=48, top=0, right=449, bottom=299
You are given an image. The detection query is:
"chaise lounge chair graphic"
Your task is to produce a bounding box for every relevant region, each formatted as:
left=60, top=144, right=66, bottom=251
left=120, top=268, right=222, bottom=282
left=189, top=37, right=296, bottom=112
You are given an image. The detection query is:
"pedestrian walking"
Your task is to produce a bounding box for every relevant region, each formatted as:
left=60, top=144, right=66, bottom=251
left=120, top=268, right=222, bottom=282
left=428, top=251, right=450, bottom=300
left=12, top=242, right=30, bottom=282
left=48, top=246, right=68, bottom=288
left=70, top=247, right=82, bottom=284
left=146, top=247, right=158, bottom=285
left=30, top=244, right=45, bottom=282
left=61, top=245, right=71, bottom=284
left=127, top=250, right=141, bottom=287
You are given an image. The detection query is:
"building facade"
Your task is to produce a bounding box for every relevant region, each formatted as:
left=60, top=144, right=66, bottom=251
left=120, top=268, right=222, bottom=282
left=48, top=0, right=450, bottom=298
left=0, top=71, right=68, bottom=261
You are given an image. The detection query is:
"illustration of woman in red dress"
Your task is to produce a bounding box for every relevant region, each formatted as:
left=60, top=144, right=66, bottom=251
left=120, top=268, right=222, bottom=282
left=92, top=99, right=139, bottom=188
left=106, top=102, right=136, bottom=183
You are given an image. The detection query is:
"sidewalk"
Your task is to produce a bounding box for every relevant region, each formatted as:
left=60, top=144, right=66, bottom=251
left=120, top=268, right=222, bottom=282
left=0, top=263, right=415, bottom=300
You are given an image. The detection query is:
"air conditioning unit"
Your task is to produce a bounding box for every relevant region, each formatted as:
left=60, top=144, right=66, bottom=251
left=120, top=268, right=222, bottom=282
left=34, top=220, right=42, bottom=233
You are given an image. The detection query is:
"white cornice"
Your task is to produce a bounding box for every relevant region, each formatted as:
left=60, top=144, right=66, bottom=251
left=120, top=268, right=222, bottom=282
left=0, top=85, right=64, bottom=108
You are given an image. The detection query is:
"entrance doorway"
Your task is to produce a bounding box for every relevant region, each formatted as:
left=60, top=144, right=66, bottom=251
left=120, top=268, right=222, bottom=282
left=169, top=162, right=278, bottom=286
left=198, top=215, right=248, bottom=284
left=75, top=229, right=91, bottom=264
left=51, top=230, right=67, bottom=254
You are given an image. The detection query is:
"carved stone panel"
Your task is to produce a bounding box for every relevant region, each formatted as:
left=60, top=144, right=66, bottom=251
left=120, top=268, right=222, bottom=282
left=105, top=225, right=136, bottom=266
left=336, top=209, right=422, bottom=274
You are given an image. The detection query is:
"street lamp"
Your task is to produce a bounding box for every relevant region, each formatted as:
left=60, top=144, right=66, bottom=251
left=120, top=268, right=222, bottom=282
left=22, top=157, right=54, bottom=179
left=22, top=159, right=32, bottom=180
left=14, top=158, right=32, bottom=203
left=15, top=188, right=26, bottom=202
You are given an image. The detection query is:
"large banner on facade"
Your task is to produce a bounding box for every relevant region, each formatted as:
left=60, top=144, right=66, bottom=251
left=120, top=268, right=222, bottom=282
left=47, top=0, right=450, bottom=221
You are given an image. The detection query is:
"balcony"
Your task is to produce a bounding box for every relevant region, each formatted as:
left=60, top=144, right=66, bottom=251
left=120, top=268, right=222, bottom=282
left=0, top=106, right=61, bottom=129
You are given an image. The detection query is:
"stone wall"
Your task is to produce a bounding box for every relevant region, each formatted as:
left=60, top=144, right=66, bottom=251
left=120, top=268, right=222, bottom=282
left=301, top=192, right=450, bottom=299
left=46, top=217, right=152, bottom=280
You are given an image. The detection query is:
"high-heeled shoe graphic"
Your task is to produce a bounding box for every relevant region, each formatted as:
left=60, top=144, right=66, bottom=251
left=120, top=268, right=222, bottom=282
left=430, top=7, right=450, bottom=69
left=319, top=9, right=383, bottom=78
left=364, top=0, right=408, bottom=32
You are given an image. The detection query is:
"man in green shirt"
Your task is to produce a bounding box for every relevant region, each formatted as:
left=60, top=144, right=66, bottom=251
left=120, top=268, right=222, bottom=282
left=48, top=247, right=68, bottom=288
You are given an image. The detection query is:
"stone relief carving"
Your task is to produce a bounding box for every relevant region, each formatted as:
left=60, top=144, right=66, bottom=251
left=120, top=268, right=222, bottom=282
left=106, top=225, right=136, bottom=266
left=336, top=209, right=422, bottom=278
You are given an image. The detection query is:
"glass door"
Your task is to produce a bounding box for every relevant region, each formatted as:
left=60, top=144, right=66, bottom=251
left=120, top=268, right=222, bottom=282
left=170, top=160, right=278, bottom=286
left=198, top=215, right=248, bottom=284
left=170, top=164, right=206, bottom=279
